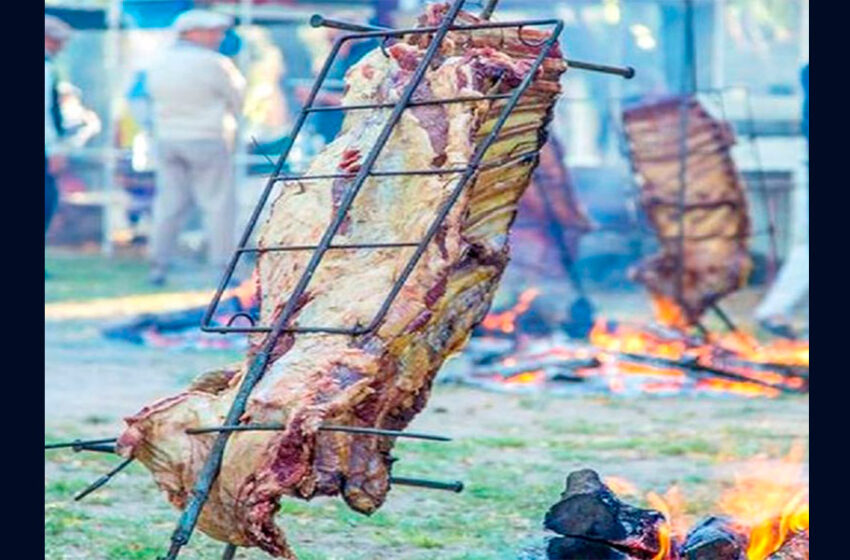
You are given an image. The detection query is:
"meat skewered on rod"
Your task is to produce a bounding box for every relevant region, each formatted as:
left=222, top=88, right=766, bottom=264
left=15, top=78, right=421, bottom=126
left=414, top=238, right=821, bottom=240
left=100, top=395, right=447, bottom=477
left=622, top=96, right=752, bottom=326
left=105, top=3, right=573, bottom=558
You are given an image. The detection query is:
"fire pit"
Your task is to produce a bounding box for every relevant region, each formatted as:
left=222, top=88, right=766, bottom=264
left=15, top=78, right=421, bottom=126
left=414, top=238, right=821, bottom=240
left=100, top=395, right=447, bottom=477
left=455, top=287, right=808, bottom=399
left=541, top=466, right=808, bottom=560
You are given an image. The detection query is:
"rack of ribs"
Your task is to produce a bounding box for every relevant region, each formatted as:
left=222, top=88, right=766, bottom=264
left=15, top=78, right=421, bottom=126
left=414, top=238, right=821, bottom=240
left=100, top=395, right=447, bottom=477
left=115, top=4, right=567, bottom=557
left=622, top=96, right=752, bottom=325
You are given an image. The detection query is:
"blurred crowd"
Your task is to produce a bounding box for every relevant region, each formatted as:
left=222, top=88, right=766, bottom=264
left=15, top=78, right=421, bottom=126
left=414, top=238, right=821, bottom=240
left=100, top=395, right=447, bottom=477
left=45, top=2, right=808, bottom=331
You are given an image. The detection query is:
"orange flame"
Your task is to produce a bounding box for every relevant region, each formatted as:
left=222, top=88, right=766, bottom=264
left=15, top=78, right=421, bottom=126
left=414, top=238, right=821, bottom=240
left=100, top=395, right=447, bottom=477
left=604, top=476, right=639, bottom=497
left=651, top=296, right=690, bottom=330
left=590, top=320, right=687, bottom=360
left=587, top=317, right=807, bottom=397
left=717, top=443, right=809, bottom=559
left=647, top=485, right=690, bottom=543
left=647, top=489, right=678, bottom=560
left=223, top=271, right=260, bottom=310
left=481, top=288, right=541, bottom=334
left=503, top=369, right=545, bottom=385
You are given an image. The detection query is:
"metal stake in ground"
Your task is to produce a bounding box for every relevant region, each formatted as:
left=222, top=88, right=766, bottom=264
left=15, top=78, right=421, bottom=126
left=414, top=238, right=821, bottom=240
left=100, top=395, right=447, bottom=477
left=74, top=457, right=135, bottom=501
left=186, top=423, right=452, bottom=442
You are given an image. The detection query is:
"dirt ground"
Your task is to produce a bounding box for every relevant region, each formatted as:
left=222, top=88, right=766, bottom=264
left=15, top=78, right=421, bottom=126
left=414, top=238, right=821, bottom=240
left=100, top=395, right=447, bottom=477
left=44, top=249, right=809, bottom=560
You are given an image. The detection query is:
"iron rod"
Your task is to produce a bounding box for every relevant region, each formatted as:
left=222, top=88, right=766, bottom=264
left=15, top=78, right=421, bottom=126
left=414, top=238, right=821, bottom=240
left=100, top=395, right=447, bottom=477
left=186, top=423, right=451, bottom=442
left=311, top=15, right=634, bottom=79
left=201, top=33, right=347, bottom=333
left=321, top=425, right=452, bottom=441
left=357, top=20, right=564, bottom=335
left=310, top=14, right=561, bottom=37
left=568, top=59, right=635, bottom=80
left=45, top=437, right=118, bottom=450
left=74, top=457, right=135, bottom=501
left=710, top=304, right=739, bottom=333
left=168, top=4, right=471, bottom=556
left=305, top=93, right=513, bottom=113
left=390, top=476, right=464, bottom=493
left=272, top=148, right=540, bottom=183
left=238, top=242, right=419, bottom=254
left=615, top=352, right=804, bottom=394
left=480, top=0, right=499, bottom=20
left=74, top=443, right=118, bottom=454
left=222, top=544, right=237, bottom=560
left=673, top=0, right=697, bottom=316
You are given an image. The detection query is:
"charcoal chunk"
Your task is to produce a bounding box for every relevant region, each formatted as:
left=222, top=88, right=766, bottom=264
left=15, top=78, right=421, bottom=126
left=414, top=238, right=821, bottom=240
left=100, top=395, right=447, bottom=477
left=681, top=516, right=747, bottom=560
left=544, top=469, right=667, bottom=559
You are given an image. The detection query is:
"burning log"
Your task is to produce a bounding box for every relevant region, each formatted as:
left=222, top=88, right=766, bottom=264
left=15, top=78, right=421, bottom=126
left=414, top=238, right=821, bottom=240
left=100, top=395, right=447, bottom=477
left=547, top=536, right=633, bottom=559
left=543, top=470, right=809, bottom=560
left=614, top=352, right=806, bottom=395
left=544, top=469, right=668, bottom=560
left=480, top=357, right=600, bottom=378
left=680, top=517, right=747, bottom=560
left=767, top=531, right=808, bottom=560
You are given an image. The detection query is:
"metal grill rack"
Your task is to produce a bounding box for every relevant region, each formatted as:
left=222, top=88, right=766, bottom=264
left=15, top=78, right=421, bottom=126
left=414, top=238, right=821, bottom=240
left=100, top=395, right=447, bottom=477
left=45, top=1, right=636, bottom=558
left=168, top=1, right=637, bottom=557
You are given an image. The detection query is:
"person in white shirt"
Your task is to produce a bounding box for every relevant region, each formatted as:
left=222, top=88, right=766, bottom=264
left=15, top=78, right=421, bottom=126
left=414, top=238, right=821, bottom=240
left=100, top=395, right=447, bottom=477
left=146, top=10, right=246, bottom=285
left=45, top=15, right=72, bottom=237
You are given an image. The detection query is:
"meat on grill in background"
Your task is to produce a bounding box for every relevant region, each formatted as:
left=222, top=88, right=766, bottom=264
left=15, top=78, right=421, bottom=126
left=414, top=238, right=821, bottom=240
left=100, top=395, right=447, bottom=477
left=622, top=97, right=752, bottom=326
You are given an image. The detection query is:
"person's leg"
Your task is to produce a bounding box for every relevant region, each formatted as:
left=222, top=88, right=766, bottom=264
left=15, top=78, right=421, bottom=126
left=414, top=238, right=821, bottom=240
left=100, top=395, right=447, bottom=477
left=149, top=141, right=193, bottom=283
left=186, top=140, right=237, bottom=270
left=754, top=243, right=809, bottom=321
left=754, top=166, right=809, bottom=329
left=45, top=155, right=59, bottom=235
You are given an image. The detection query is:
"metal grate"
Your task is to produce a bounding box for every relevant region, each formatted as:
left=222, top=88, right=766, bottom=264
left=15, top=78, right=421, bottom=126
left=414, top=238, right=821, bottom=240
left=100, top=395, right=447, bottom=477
left=155, top=1, right=633, bottom=558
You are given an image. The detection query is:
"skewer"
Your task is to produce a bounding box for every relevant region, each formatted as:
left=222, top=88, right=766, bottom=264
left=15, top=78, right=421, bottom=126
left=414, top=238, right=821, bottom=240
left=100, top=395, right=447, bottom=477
left=74, top=457, right=135, bottom=501
left=167, top=6, right=480, bottom=556
left=74, top=443, right=117, bottom=454
left=186, top=424, right=452, bottom=442
left=309, top=15, right=635, bottom=80
left=45, top=437, right=117, bottom=450
left=710, top=304, right=739, bottom=333
left=479, top=0, right=499, bottom=20
left=390, top=476, right=464, bottom=493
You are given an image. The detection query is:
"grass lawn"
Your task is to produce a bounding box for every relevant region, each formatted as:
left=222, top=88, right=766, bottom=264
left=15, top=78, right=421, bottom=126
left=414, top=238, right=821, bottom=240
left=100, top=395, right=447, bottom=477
left=44, top=249, right=809, bottom=559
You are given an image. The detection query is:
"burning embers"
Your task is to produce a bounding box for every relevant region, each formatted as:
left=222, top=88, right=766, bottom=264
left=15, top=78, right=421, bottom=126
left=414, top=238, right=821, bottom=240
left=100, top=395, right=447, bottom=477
left=464, top=290, right=808, bottom=398
left=543, top=467, right=808, bottom=560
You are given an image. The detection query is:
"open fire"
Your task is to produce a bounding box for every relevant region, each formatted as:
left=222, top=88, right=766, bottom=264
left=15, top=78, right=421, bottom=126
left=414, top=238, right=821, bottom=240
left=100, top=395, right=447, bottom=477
left=462, top=290, right=809, bottom=398
left=544, top=459, right=808, bottom=559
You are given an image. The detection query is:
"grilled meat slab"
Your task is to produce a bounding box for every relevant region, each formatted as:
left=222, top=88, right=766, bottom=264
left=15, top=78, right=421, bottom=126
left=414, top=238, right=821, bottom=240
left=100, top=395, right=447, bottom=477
left=622, top=97, right=752, bottom=324
left=118, top=5, right=566, bottom=557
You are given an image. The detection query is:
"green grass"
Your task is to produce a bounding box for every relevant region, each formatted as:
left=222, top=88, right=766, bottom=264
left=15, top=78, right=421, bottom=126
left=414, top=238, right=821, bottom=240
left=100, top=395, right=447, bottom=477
left=46, top=249, right=157, bottom=303
left=45, top=248, right=213, bottom=303
left=44, top=250, right=808, bottom=559
left=44, top=397, right=809, bottom=560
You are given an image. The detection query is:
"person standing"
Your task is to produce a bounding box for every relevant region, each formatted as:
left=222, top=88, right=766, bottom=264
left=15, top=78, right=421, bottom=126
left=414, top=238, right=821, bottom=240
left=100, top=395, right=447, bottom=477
left=754, top=63, right=809, bottom=337
left=45, top=15, right=72, bottom=238
left=146, top=10, right=246, bottom=285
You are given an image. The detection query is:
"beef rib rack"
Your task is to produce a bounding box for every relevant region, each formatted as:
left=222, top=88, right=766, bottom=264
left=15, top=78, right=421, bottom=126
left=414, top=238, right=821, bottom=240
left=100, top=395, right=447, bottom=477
left=116, top=4, right=567, bottom=557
